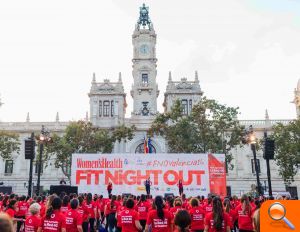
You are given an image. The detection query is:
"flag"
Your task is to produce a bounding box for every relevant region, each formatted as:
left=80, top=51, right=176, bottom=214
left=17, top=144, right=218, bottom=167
left=144, top=137, right=149, bottom=154
left=148, top=138, right=152, bottom=153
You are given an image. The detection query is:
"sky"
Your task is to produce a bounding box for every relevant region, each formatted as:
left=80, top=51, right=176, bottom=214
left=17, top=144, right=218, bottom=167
left=0, top=0, right=299, bottom=122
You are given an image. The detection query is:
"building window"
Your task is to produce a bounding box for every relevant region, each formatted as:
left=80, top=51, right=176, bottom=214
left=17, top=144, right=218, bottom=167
left=142, top=74, right=148, bottom=84
left=99, top=101, right=102, bottom=117
left=35, top=160, right=43, bottom=174
left=103, top=101, right=110, bottom=117
left=251, top=159, right=261, bottom=174
left=5, top=160, right=13, bottom=174
left=181, top=99, right=188, bottom=115
left=189, top=99, right=192, bottom=113
left=111, top=100, right=114, bottom=117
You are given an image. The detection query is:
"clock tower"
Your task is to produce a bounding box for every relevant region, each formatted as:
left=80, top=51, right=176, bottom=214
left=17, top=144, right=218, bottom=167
left=131, top=4, right=159, bottom=119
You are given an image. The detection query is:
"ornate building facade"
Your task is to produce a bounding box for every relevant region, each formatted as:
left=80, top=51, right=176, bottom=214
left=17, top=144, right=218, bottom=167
left=0, top=4, right=300, bottom=197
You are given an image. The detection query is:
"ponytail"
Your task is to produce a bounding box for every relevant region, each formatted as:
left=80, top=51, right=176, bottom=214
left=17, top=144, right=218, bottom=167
left=241, top=194, right=251, bottom=216
left=87, top=193, right=92, bottom=204
left=46, top=206, right=54, bottom=219
left=78, top=196, right=84, bottom=206
left=46, top=197, right=62, bottom=219
left=212, top=197, right=223, bottom=231
left=110, top=195, right=116, bottom=209
left=223, top=198, right=231, bottom=213
left=155, top=196, right=164, bottom=220
left=138, top=194, right=146, bottom=206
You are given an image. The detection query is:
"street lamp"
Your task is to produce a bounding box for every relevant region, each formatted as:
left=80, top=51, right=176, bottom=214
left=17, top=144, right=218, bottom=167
left=243, top=125, right=262, bottom=196
left=35, top=125, right=52, bottom=196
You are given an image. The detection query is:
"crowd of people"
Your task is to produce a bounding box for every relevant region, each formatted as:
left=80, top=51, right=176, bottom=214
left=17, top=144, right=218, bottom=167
left=0, top=190, right=275, bottom=232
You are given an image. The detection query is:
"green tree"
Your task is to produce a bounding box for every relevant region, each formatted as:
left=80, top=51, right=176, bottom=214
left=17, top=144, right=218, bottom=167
left=149, top=97, right=244, bottom=168
left=44, top=121, right=135, bottom=181
left=271, top=119, right=300, bottom=185
left=0, top=131, right=20, bottom=159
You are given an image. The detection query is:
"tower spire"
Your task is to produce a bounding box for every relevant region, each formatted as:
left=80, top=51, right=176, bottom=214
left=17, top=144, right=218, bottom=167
left=118, top=72, right=122, bottom=83
left=56, top=112, right=59, bottom=122
left=92, top=73, right=96, bottom=83
left=168, top=71, right=172, bottom=82
left=195, top=70, right=199, bottom=82
left=265, top=109, right=269, bottom=121
left=26, top=112, right=30, bottom=123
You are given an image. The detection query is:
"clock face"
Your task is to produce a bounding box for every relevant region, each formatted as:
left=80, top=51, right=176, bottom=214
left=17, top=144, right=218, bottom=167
left=140, top=44, right=149, bottom=55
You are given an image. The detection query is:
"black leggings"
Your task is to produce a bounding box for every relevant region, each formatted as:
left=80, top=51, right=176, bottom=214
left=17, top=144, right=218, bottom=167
left=179, top=187, right=183, bottom=196
left=16, top=216, right=25, bottom=232
left=146, top=186, right=150, bottom=195
left=82, top=221, right=89, bottom=232
left=89, top=218, right=95, bottom=232
left=108, top=213, right=117, bottom=229
left=140, top=220, right=146, bottom=230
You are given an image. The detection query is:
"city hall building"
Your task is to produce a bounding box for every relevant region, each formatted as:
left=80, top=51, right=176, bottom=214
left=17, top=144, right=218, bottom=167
left=1, top=4, right=300, bottom=197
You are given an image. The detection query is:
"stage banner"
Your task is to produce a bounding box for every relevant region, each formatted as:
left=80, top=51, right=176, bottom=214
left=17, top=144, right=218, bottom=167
left=71, top=153, right=226, bottom=197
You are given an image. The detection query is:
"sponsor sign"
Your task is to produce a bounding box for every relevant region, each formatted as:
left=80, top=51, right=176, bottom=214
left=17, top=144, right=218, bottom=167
left=71, top=153, right=226, bottom=196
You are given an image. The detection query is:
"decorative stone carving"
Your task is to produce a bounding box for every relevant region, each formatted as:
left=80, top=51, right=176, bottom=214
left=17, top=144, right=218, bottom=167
left=176, top=78, right=193, bottom=90
left=98, top=80, right=115, bottom=92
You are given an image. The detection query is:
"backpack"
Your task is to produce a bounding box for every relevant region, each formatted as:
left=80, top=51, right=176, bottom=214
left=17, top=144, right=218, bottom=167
left=98, top=224, right=107, bottom=232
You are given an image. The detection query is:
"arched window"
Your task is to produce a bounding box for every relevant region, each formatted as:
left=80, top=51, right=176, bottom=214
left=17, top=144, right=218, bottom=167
left=142, top=73, right=148, bottom=84
left=103, top=101, right=110, bottom=117
left=99, top=101, right=102, bottom=117
left=181, top=99, right=188, bottom=115
left=135, top=143, right=156, bottom=154
left=189, top=99, right=192, bottom=114
left=111, top=100, right=114, bottom=117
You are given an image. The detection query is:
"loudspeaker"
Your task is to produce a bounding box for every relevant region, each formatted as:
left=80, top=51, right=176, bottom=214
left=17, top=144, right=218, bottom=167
left=0, top=186, right=12, bottom=194
left=24, top=139, right=35, bottom=160
left=164, top=193, right=174, bottom=199
left=122, top=193, right=132, bottom=198
left=50, top=185, right=78, bottom=195
left=264, top=139, right=275, bottom=160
